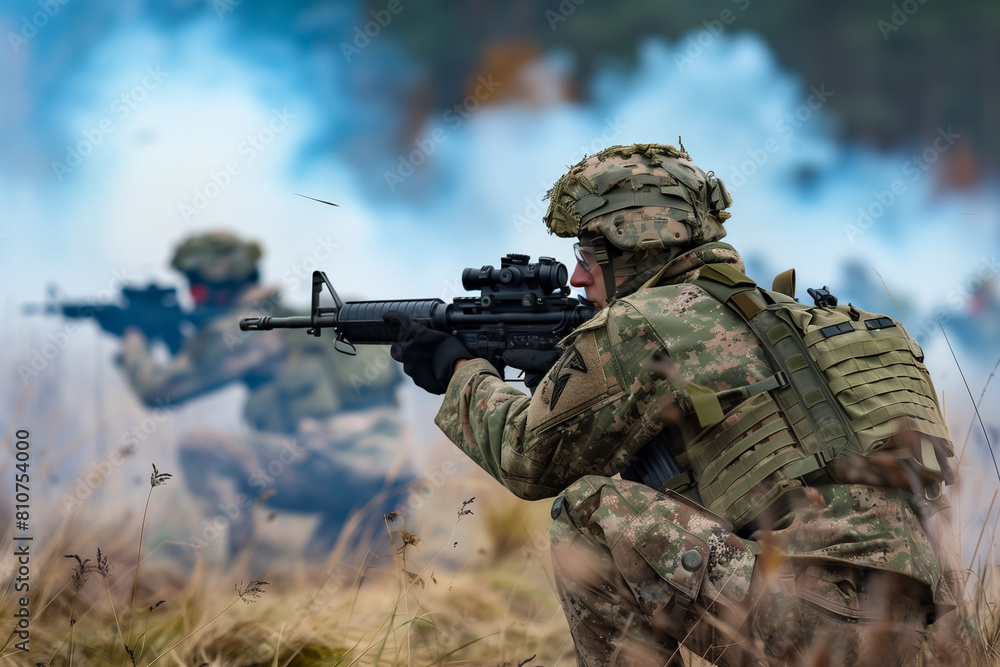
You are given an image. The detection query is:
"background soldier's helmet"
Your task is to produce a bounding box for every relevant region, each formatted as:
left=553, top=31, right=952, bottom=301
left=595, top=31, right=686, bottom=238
left=543, top=143, right=733, bottom=251
left=171, top=231, right=263, bottom=284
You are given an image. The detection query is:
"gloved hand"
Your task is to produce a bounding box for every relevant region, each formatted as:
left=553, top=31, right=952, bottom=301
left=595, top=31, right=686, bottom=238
left=502, top=348, right=563, bottom=393
left=383, top=311, right=472, bottom=395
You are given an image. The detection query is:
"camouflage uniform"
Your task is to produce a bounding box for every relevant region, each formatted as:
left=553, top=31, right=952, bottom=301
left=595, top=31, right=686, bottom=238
left=120, top=231, right=407, bottom=559
left=432, top=146, right=953, bottom=665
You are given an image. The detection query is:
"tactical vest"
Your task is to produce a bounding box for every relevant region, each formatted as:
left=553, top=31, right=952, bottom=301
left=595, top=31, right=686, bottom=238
left=639, top=263, right=954, bottom=531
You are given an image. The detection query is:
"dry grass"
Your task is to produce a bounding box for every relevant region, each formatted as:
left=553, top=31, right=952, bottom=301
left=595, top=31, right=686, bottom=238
left=3, top=368, right=1000, bottom=665
left=0, top=455, right=576, bottom=666
left=7, top=455, right=1000, bottom=666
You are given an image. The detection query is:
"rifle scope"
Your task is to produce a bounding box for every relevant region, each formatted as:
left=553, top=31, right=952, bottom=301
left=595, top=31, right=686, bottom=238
left=462, top=254, right=567, bottom=296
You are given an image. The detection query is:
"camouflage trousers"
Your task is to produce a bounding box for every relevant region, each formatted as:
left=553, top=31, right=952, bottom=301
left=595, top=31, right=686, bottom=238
left=179, top=408, right=412, bottom=560
left=549, top=476, right=933, bottom=666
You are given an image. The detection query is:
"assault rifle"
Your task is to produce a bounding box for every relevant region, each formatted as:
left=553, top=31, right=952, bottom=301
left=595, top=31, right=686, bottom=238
left=25, top=283, right=223, bottom=354
left=238, top=254, right=596, bottom=378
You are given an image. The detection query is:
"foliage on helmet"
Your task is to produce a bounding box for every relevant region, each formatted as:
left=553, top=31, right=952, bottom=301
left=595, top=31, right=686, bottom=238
left=170, top=231, right=262, bottom=283
left=542, top=143, right=733, bottom=251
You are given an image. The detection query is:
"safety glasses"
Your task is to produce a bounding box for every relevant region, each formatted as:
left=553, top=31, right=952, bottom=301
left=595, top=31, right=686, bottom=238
left=573, top=243, right=598, bottom=273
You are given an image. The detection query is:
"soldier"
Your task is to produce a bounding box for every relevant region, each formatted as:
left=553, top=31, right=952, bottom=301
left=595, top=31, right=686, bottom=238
left=120, top=231, right=408, bottom=560
left=385, top=144, right=959, bottom=665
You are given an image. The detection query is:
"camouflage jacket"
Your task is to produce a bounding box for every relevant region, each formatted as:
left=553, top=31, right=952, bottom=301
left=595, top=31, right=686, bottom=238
left=121, top=285, right=402, bottom=434
left=436, top=242, right=946, bottom=599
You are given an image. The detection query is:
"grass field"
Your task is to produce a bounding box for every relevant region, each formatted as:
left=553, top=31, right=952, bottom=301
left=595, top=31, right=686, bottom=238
left=6, top=457, right=1000, bottom=666
left=0, top=448, right=582, bottom=666
left=3, top=381, right=1000, bottom=665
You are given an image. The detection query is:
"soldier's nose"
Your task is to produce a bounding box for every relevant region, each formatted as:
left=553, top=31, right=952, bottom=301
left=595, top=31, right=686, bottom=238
left=570, top=262, right=593, bottom=288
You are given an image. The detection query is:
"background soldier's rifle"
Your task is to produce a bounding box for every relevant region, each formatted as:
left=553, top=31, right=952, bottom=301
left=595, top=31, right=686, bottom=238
left=25, top=283, right=224, bottom=354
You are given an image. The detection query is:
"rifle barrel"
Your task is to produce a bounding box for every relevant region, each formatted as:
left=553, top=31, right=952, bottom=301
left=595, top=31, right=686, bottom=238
left=240, top=315, right=338, bottom=331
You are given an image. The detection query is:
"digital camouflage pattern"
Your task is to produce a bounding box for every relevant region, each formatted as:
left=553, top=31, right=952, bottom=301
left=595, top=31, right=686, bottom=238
left=435, top=243, right=772, bottom=500
left=549, top=477, right=932, bottom=665
left=435, top=241, right=951, bottom=664
left=121, top=282, right=408, bottom=558
left=542, top=143, right=735, bottom=300
left=542, top=143, right=732, bottom=251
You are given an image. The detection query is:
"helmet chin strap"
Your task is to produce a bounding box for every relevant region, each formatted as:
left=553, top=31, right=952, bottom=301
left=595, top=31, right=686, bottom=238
left=590, top=236, right=622, bottom=302
left=590, top=236, right=685, bottom=302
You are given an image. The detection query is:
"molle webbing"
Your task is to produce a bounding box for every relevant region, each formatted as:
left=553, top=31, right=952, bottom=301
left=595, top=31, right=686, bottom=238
left=642, top=371, right=790, bottom=509
left=678, top=263, right=952, bottom=528
left=694, top=264, right=858, bottom=471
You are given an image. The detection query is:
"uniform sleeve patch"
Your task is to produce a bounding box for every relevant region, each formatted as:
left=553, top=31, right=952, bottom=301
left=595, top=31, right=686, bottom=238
left=528, top=330, right=612, bottom=432
left=549, top=346, right=589, bottom=410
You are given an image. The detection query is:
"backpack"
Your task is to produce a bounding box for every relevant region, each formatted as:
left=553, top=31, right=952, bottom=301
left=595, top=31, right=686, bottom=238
left=669, top=263, right=954, bottom=529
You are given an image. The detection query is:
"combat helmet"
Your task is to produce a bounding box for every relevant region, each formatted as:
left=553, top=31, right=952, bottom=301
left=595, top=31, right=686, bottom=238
left=543, top=143, right=733, bottom=299
left=171, top=231, right=262, bottom=285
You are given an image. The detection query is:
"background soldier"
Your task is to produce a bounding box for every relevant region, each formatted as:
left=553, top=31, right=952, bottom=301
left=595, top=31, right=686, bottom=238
left=386, top=144, right=959, bottom=665
left=119, top=230, right=409, bottom=561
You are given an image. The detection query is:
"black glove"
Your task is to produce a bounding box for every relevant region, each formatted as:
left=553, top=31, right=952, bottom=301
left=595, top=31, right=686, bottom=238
left=383, top=311, right=472, bottom=395
left=501, top=348, right=563, bottom=393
